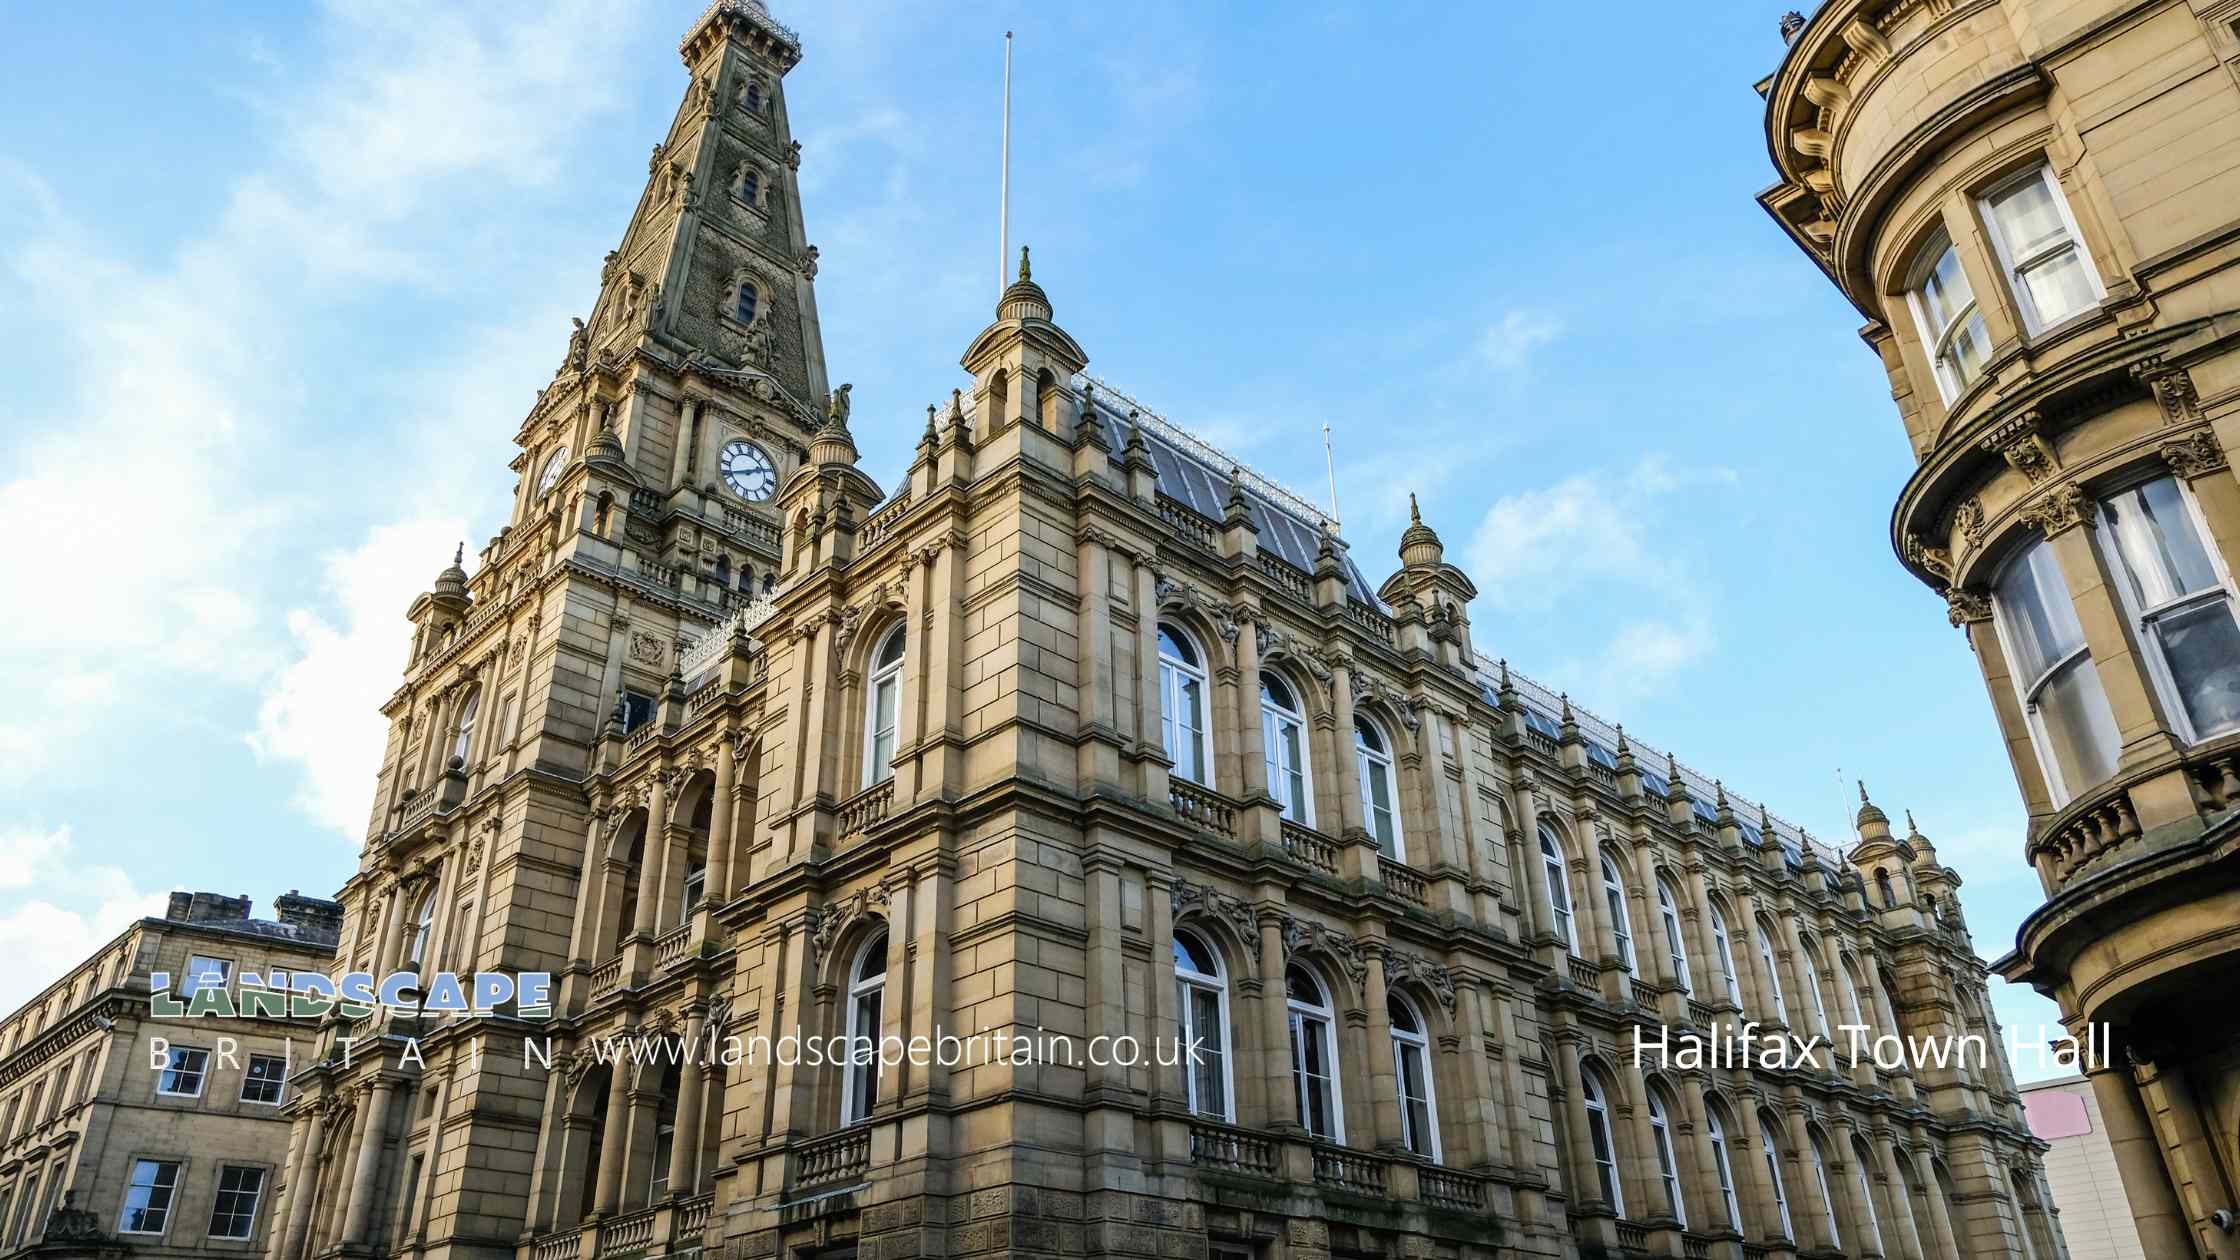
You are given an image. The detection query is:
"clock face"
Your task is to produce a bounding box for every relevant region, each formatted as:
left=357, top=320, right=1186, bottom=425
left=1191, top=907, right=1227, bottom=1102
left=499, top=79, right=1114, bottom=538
left=721, top=439, right=777, bottom=501
left=537, top=446, right=570, bottom=494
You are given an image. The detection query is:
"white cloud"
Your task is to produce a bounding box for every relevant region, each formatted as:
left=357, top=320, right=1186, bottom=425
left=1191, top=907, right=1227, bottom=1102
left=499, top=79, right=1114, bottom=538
left=0, top=827, right=174, bottom=1017
left=0, top=1, right=640, bottom=793
left=1478, top=308, right=1563, bottom=372
left=249, top=518, right=466, bottom=840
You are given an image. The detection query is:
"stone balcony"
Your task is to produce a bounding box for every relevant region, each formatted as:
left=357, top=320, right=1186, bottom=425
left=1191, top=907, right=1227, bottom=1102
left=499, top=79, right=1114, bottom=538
left=520, top=1192, right=712, bottom=1260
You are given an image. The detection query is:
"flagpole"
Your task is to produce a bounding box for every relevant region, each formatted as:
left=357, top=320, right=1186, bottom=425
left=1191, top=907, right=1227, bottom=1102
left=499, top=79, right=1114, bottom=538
left=999, top=30, right=1013, bottom=295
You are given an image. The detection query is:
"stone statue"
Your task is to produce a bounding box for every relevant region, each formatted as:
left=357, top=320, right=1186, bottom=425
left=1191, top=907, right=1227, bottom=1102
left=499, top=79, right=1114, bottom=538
left=565, top=318, right=588, bottom=370
left=827, top=383, right=852, bottom=425
left=738, top=310, right=774, bottom=366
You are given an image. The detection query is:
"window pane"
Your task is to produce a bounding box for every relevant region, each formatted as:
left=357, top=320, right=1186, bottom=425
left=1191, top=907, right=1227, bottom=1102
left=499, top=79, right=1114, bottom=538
left=1989, top=173, right=2068, bottom=258
left=1995, top=542, right=2087, bottom=682
left=1941, top=309, right=1992, bottom=391
left=2038, top=656, right=2121, bottom=790
left=1191, top=987, right=1226, bottom=1116
left=2105, top=479, right=2222, bottom=606
left=1919, top=243, right=1973, bottom=331
left=2019, top=249, right=2096, bottom=325
left=2156, top=599, right=2240, bottom=735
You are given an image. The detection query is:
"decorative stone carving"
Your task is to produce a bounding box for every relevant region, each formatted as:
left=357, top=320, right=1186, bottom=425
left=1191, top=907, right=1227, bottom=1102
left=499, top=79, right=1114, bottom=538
left=808, top=884, right=890, bottom=972
left=2131, top=358, right=2202, bottom=426
left=2017, top=483, right=2091, bottom=537
left=1280, top=916, right=1367, bottom=989
left=1903, top=535, right=1953, bottom=583
left=798, top=245, right=820, bottom=280
left=1154, top=574, right=1240, bottom=643
left=1982, top=413, right=2058, bottom=484
left=630, top=632, right=666, bottom=666
left=1383, top=949, right=1459, bottom=1015
left=1171, top=880, right=1262, bottom=965
left=1955, top=496, right=1986, bottom=548
left=2160, top=430, right=2228, bottom=479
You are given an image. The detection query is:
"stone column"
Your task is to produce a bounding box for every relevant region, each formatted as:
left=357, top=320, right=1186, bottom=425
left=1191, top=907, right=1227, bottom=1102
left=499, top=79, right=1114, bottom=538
left=1553, top=1036, right=1603, bottom=1212
left=667, top=1016, right=707, bottom=1196
left=370, top=887, right=406, bottom=981
left=1513, top=789, right=1554, bottom=944
left=1256, top=910, right=1299, bottom=1130
left=1491, top=986, right=1544, bottom=1225
left=1734, top=1101, right=1780, bottom=1243
left=593, top=1056, right=631, bottom=1214
left=1362, top=945, right=1403, bottom=1152
left=2084, top=1058, right=2193, bottom=1258
left=705, top=736, right=737, bottom=905
left=1453, top=981, right=1509, bottom=1168
left=1681, top=861, right=1725, bottom=1009
left=1874, top=1129, right=1930, bottom=1260
left=1231, top=616, right=1269, bottom=802
left=669, top=396, right=701, bottom=491
left=568, top=811, right=612, bottom=962
left=1329, top=657, right=1366, bottom=835
left=1570, top=845, right=1607, bottom=967
left=2129, top=1053, right=2240, bottom=1259
left=339, top=1079, right=396, bottom=1244
left=1676, top=1083, right=1727, bottom=1234
left=1613, top=1061, right=1670, bottom=1223
left=1731, top=888, right=1782, bottom=1025
left=1133, top=562, right=1169, bottom=803
left=1782, top=1106, right=1836, bottom=1253
left=635, top=768, right=671, bottom=936
left=277, top=1107, right=328, bottom=1260
left=1912, top=1145, right=1963, bottom=1260
left=1828, top=1112, right=1881, bottom=1258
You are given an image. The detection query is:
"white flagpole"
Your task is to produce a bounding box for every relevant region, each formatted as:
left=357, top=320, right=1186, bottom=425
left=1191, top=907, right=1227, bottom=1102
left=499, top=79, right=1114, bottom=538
left=999, top=30, right=1013, bottom=295
left=1322, top=421, right=1341, bottom=529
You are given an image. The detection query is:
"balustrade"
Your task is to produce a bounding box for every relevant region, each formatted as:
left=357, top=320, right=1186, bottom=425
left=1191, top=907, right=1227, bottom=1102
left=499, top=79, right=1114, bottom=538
left=589, top=954, right=627, bottom=998
left=1155, top=495, right=1219, bottom=552
left=1615, top=1221, right=1648, bottom=1250
left=1568, top=957, right=1601, bottom=990
left=836, top=781, right=894, bottom=840
left=530, top=1228, right=584, bottom=1260
left=1379, top=857, right=1428, bottom=906
left=671, top=1193, right=713, bottom=1248
left=795, top=1126, right=871, bottom=1188
left=1257, top=552, right=1313, bottom=600
left=1311, top=1145, right=1390, bottom=1197
left=1281, top=820, right=1340, bottom=874
left=1416, top=1166, right=1485, bottom=1211
left=595, top=1207, right=656, bottom=1259
left=1168, top=780, right=1237, bottom=838
left=655, top=923, right=692, bottom=968
left=1344, top=599, right=1397, bottom=645
left=1188, top=1122, right=1280, bottom=1176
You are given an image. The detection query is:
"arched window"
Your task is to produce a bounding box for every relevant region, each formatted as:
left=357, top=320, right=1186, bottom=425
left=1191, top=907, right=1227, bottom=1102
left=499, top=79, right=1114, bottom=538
left=1601, top=852, right=1636, bottom=976
left=450, top=691, right=480, bottom=765
left=1798, top=938, right=1834, bottom=1038
left=1172, top=930, right=1232, bottom=1121
left=745, top=81, right=764, bottom=112
left=405, top=890, right=438, bottom=968
left=1157, top=624, right=1211, bottom=785
left=1259, top=674, right=1313, bottom=824
left=1286, top=965, right=1342, bottom=1141
left=738, top=563, right=754, bottom=592
left=1581, top=1067, right=1625, bottom=1215
left=1808, top=1129, right=1842, bottom=1248
left=735, top=280, right=758, bottom=324
left=1388, top=994, right=1439, bottom=1160
left=1706, top=1100, right=1742, bottom=1231
left=740, top=167, right=760, bottom=203
left=1759, top=1109, right=1794, bottom=1238
left=1853, top=1137, right=1886, bottom=1257
left=648, top=1065, right=682, bottom=1197
left=1648, top=1084, right=1686, bottom=1227
left=842, top=931, right=886, bottom=1125
left=1991, top=536, right=2120, bottom=802
left=1875, top=868, right=1897, bottom=908
left=1355, top=716, right=1403, bottom=859
left=2011, top=1169, right=2044, bottom=1260
left=1754, top=915, right=1789, bottom=1024
left=864, top=625, right=905, bottom=787
left=1538, top=824, right=1577, bottom=952
left=1905, top=230, right=1992, bottom=401
left=713, top=555, right=730, bottom=590
left=1657, top=878, right=1692, bottom=995
left=1709, top=900, right=1742, bottom=1008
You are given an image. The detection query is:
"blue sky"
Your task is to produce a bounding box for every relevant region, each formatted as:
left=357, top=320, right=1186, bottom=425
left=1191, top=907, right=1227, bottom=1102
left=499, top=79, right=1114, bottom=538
left=0, top=1, right=2069, bottom=1074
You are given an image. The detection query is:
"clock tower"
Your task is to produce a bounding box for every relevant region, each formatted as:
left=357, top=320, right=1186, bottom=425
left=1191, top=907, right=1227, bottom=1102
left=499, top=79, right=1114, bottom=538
left=269, top=6, right=833, bottom=1260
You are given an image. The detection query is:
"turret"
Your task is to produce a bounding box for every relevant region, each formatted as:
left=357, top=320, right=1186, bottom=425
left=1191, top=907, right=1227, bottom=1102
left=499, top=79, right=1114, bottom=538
left=1376, top=493, right=1478, bottom=665
left=961, top=247, right=1090, bottom=446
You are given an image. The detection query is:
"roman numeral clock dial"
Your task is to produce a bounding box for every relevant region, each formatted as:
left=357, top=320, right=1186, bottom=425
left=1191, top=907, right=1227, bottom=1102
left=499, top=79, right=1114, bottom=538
left=720, top=439, right=777, bottom=501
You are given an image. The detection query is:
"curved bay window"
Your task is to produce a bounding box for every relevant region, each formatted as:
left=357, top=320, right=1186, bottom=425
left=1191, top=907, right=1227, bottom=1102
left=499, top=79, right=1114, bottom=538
left=2098, top=475, right=2240, bottom=743
left=1286, top=965, right=1342, bottom=1141
left=1706, top=1100, right=1743, bottom=1231
left=1992, top=537, right=2121, bottom=802
left=1759, top=1109, right=1795, bottom=1239
left=1600, top=852, right=1636, bottom=976
left=1355, top=715, right=1404, bottom=858
left=1157, top=624, right=1211, bottom=786
left=1172, top=930, right=1232, bottom=1121
left=1754, top=915, right=1789, bottom=1025
left=1656, top=877, right=1692, bottom=995
left=1709, top=899, right=1743, bottom=1008
left=1259, top=674, right=1313, bottom=823
left=1538, top=824, right=1577, bottom=953
left=1905, top=231, right=1994, bottom=402
left=841, top=931, right=887, bottom=1125
left=1979, top=163, right=2103, bottom=334
left=864, top=625, right=905, bottom=787
left=1388, top=993, right=1439, bottom=1160
left=1580, top=1066, right=1625, bottom=1215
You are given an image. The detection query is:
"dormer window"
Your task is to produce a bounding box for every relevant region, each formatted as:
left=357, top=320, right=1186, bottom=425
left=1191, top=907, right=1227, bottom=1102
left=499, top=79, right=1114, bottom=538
left=735, top=281, right=758, bottom=324
left=1980, top=164, right=2102, bottom=334
left=1905, top=232, right=1993, bottom=402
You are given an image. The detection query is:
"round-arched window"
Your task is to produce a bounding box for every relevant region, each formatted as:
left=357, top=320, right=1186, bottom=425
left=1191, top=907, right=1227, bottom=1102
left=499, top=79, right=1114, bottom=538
left=1388, top=993, right=1438, bottom=1160
left=1157, top=624, right=1211, bottom=786
left=1286, top=965, right=1342, bottom=1141
left=1355, top=716, right=1403, bottom=859
left=1538, top=824, right=1576, bottom=952
left=1260, top=673, right=1312, bottom=824
left=864, top=626, right=905, bottom=786
left=1657, top=877, right=1692, bottom=996
left=1173, top=929, right=1231, bottom=1121
left=842, top=931, right=887, bottom=1124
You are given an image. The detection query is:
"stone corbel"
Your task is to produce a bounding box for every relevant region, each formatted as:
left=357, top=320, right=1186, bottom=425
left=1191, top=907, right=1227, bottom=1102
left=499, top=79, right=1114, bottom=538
left=2159, top=430, right=2227, bottom=480
left=1981, top=412, right=2058, bottom=484
left=2016, top=483, right=2092, bottom=537
left=2130, top=358, right=2201, bottom=427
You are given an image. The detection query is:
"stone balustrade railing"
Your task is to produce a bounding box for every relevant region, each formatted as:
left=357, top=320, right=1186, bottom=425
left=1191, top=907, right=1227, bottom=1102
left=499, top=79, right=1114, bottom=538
left=655, top=923, right=692, bottom=968
left=595, top=1207, right=656, bottom=1259
left=530, top=1228, right=584, bottom=1260
left=1188, top=1121, right=1281, bottom=1176
left=1257, top=552, right=1313, bottom=600
left=1416, top=1166, right=1485, bottom=1210
left=1281, top=821, right=1340, bottom=874
left=589, top=954, right=627, bottom=998
left=1311, top=1145, right=1390, bottom=1197
left=795, top=1126, right=871, bottom=1188
left=1169, top=780, right=1237, bottom=838
left=1155, top=495, right=1219, bottom=552
left=671, top=1192, right=713, bottom=1248
left=1344, top=599, right=1397, bottom=645
left=1379, top=857, right=1428, bottom=906
left=836, top=781, right=894, bottom=840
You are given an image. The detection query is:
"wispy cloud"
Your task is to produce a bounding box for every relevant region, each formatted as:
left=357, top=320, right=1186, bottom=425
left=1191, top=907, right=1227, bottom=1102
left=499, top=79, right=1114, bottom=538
left=1477, top=308, right=1563, bottom=373
left=0, top=826, right=173, bottom=1016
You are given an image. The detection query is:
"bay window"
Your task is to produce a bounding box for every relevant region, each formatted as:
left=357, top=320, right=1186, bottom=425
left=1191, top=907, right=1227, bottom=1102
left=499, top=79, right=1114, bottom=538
left=1992, top=537, right=2121, bottom=802
left=2097, top=476, right=2240, bottom=742
left=1906, top=232, right=1995, bottom=401
left=1980, top=164, right=2103, bottom=333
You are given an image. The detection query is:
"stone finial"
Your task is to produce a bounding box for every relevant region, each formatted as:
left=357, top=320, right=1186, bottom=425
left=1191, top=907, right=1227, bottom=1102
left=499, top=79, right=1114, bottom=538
left=1780, top=10, right=1808, bottom=41
left=1855, top=780, right=1892, bottom=838
left=1400, top=491, right=1444, bottom=568
left=924, top=404, right=939, bottom=439
left=1018, top=245, right=1031, bottom=281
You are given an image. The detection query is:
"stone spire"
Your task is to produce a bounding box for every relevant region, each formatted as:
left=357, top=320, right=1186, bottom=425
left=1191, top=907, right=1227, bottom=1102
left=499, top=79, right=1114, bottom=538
left=1855, top=780, right=1893, bottom=842
left=996, top=246, right=1053, bottom=323
left=432, top=543, right=471, bottom=606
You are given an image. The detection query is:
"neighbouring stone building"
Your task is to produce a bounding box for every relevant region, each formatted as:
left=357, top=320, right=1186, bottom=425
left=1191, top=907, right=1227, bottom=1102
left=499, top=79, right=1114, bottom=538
left=1756, top=0, right=2240, bottom=1257
left=0, top=890, right=340, bottom=1260
left=263, top=4, right=2056, bottom=1260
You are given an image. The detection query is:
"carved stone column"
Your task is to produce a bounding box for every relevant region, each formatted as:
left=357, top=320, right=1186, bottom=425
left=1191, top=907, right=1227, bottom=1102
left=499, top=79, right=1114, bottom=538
left=705, top=736, right=737, bottom=905
left=2084, top=1056, right=2193, bottom=1258
left=1873, top=1127, right=1930, bottom=1260
left=667, top=1015, right=707, bottom=1196
left=277, top=1106, right=329, bottom=1260
left=340, top=1078, right=396, bottom=1244
left=593, top=1054, right=631, bottom=1214
left=1362, top=944, right=1403, bottom=1152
